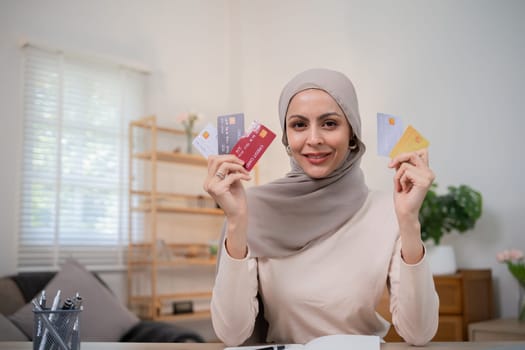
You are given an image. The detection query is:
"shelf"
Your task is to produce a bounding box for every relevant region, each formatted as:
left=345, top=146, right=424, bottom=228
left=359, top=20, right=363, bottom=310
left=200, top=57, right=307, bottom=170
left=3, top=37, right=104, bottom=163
left=130, top=190, right=214, bottom=201
left=131, top=191, right=218, bottom=207
left=128, top=243, right=217, bottom=266
left=130, top=242, right=211, bottom=248
left=130, top=116, right=197, bottom=136
left=130, top=291, right=212, bottom=302
left=128, top=257, right=217, bottom=266
left=131, top=205, right=223, bottom=215
left=156, top=310, right=211, bottom=322
left=133, top=151, right=207, bottom=166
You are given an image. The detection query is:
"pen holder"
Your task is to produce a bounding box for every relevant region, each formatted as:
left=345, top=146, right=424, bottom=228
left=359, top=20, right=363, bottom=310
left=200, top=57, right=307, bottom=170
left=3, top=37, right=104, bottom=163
left=33, top=308, right=82, bottom=350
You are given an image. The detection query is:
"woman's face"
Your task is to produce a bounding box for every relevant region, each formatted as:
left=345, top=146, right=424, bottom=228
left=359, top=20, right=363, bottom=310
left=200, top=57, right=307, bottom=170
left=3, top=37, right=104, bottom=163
left=285, top=89, right=352, bottom=179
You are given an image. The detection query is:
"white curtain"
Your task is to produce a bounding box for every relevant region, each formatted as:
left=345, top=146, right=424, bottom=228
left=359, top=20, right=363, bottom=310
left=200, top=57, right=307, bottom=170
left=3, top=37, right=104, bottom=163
left=18, top=44, right=148, bottom=271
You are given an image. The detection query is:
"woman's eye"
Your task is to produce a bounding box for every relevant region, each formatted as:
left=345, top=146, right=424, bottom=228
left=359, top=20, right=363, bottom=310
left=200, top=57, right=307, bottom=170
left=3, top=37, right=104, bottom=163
left=323, top=120, right=338, bottom=128
left=290, top=121, right=307, bottom=129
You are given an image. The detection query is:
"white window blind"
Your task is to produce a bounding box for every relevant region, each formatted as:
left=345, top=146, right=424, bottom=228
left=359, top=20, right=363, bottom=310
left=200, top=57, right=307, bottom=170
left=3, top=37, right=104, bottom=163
left=18, top=45, right=148, bottom=271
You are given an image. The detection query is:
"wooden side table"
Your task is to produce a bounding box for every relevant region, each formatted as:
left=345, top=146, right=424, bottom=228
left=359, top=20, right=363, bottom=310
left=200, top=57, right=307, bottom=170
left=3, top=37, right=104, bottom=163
left=377, top=269, right=493, bottom=341
left=469, top=318, right=525, bottom=341
left=435, top=269, right=493, bottom=340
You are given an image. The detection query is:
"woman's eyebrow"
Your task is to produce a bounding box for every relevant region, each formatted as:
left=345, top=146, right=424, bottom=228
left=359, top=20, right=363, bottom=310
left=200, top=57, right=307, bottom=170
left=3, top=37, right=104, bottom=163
left=286, top=114, right=308, bottom=121
left=287, top=112, right=344, bottom=121
left=318, top=112, right=344, bottom=120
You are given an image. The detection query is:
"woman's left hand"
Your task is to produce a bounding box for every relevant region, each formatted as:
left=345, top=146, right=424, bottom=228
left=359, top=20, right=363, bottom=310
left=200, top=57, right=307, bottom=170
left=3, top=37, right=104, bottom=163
left=388, top=149, right=435, bottom=221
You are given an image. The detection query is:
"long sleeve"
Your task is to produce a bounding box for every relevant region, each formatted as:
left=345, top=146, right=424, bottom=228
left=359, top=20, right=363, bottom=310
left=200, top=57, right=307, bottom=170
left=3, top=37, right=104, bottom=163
left=210, top=241, right=260, bottom=346
left=388, top=239, right=439, bottom=345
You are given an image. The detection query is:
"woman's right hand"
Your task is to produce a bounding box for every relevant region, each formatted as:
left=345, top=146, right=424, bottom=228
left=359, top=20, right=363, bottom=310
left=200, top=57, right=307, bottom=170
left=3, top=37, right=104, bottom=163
left=203, top=155, right=251, bottom=219
left=204, top=155, right=251, bottom=259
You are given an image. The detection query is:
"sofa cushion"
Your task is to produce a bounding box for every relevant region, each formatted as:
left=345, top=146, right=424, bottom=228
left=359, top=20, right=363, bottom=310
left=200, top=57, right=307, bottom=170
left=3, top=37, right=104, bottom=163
left=9, top=259, right=139, bottom=341
left=0, top=314, right=28, bottom=341
left=11, top=272, right=56, bottom=302
left=0, top=278, right=26, bottom=315
left=0, top=315, right=28, bottom=341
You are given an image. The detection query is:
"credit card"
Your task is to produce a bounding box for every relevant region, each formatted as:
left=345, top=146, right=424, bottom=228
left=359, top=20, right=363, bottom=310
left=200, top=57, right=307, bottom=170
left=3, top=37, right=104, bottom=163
left=377, top=113, right=404, bottom=156
left=192, top=123, right=218, bottom=158
left=230, top=121, right=276, bottom=171
left=218, top=113, right=245, bottom=154
left=389, top=125, right=430, bottom=158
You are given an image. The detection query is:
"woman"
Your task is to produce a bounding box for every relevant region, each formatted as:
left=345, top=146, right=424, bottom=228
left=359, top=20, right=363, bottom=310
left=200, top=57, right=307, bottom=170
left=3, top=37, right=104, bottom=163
left=203, top=68, right=439, bottom=346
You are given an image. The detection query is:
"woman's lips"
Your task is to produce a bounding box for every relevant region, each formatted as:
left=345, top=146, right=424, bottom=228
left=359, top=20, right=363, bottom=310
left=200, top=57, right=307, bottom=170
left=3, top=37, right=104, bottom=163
left=303, top=152, right=331, bottom=165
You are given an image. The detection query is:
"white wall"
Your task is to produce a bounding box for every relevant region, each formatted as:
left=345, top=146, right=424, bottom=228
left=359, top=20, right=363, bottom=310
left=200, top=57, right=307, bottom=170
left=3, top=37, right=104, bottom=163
left=1, top=0, right=524, bottom=325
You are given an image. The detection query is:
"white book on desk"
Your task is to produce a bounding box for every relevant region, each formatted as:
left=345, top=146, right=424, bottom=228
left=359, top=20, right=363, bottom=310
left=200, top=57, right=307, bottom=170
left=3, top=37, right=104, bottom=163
left=225, top=334, right=380, bottom=350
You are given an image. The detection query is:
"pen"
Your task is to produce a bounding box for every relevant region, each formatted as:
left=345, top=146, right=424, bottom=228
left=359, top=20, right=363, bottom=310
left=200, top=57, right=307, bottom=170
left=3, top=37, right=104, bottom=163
left=34, top=298, right=43, bottom=337
left=39, top=290, right=46, bottom=309
left=50, top=290, right=61, bottom=312
left=39, top=289, right=61, bottom=350
left=73, top=293, right=83, bottom=310
left=62, top=294, right=82, bottom=348
left=61, top=298, right=73, bottom=310
left=53, top=297, right=74, bottom=345
left=68, top=318, right=80, bottom=350
left=35, top=290, right=47, bottom=337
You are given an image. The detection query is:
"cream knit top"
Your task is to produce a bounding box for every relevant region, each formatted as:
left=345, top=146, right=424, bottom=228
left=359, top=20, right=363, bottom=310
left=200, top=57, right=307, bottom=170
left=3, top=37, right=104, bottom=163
left=211, top=191, right=439, bottom=346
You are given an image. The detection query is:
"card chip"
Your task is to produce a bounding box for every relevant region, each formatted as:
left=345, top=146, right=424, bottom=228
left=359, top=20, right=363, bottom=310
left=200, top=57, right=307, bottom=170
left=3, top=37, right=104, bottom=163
left=259, top=129, right=267, bottom=138
left=203, top=131, right=209, bottom=139
left=389, top=118, right=396, bottom=125
left=229, top=117, right=236, bottom=124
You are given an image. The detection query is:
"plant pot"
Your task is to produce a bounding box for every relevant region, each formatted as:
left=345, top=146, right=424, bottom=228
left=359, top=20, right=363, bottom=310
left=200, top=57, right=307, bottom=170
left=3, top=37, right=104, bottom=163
left=426, top=244, right=457, bottom=275
left=518, top=283, right=525, bottom=321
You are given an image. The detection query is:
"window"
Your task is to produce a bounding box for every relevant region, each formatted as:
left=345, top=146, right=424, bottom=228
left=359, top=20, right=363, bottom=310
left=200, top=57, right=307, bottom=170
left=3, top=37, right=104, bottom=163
left=18, top=44, right=148, bottom=271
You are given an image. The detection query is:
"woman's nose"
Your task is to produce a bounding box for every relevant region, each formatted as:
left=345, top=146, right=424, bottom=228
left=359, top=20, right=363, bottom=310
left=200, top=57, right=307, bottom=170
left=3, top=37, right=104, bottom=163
left=306, top=127, right=323, bottom=145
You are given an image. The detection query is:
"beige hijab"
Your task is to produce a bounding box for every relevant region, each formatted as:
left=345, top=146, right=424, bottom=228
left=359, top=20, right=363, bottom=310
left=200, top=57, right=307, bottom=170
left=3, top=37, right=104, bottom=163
left=223, top=68, right=369, bottom=258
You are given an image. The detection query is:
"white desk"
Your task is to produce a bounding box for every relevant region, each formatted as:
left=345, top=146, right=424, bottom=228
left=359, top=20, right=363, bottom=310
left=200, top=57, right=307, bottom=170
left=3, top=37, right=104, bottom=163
left=1, top=342, right=525, bottom=350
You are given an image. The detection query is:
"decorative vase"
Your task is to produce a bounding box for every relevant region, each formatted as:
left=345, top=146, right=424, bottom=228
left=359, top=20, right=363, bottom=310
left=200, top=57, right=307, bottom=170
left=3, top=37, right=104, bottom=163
left=426, top=244, right=457, bottom=275
left=518, top=283, right=525, bottom=321
left=185, top=130, right=193, bottom=154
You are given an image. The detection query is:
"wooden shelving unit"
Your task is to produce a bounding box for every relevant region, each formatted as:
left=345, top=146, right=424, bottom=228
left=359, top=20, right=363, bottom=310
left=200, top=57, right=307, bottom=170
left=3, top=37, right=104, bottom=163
left=127, top=115, right=224, bottom=321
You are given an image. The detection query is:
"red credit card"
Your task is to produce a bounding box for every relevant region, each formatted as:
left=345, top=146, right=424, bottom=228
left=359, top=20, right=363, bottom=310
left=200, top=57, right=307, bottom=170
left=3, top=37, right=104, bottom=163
left=230, top=122, right=276, bottom=171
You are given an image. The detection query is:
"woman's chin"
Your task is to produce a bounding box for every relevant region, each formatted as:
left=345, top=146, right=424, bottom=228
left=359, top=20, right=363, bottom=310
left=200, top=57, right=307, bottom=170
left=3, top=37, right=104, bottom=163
left=304, top=167, right=331, bottom=179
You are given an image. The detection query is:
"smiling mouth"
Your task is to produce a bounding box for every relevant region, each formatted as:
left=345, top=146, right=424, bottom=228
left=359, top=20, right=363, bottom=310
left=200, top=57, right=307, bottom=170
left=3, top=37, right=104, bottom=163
left=303, top=152, right=331, bottom=163
left=305, top=153, right=329, bottom=158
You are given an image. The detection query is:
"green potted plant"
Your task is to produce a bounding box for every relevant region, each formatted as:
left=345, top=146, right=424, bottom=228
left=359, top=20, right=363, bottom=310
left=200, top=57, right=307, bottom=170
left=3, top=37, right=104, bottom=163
left=419, top=183, right=483, bottom=274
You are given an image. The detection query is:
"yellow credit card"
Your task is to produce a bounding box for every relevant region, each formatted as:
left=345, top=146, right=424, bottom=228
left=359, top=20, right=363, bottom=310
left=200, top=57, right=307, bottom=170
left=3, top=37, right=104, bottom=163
left=389, top=125, right=429, bottom=158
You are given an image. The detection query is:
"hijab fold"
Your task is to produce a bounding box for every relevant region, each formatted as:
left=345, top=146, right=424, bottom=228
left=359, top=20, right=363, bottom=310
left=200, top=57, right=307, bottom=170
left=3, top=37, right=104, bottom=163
left=221, top=68, right=369, bottom=259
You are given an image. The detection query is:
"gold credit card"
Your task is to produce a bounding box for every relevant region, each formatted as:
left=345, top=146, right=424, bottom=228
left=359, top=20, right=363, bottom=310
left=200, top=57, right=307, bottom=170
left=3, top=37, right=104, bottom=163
left=389, top=125, right=429, bottom=158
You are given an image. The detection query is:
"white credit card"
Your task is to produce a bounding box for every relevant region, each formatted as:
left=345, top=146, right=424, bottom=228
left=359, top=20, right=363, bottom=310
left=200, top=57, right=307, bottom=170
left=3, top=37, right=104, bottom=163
left=377, top=112, right=404, bottom=157
left=192, top=123, right=218, bottom=158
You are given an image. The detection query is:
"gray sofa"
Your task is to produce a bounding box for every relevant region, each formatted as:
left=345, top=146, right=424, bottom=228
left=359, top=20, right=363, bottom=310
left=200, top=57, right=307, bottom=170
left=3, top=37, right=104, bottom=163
left=0, top=260, right=204, bottom=343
